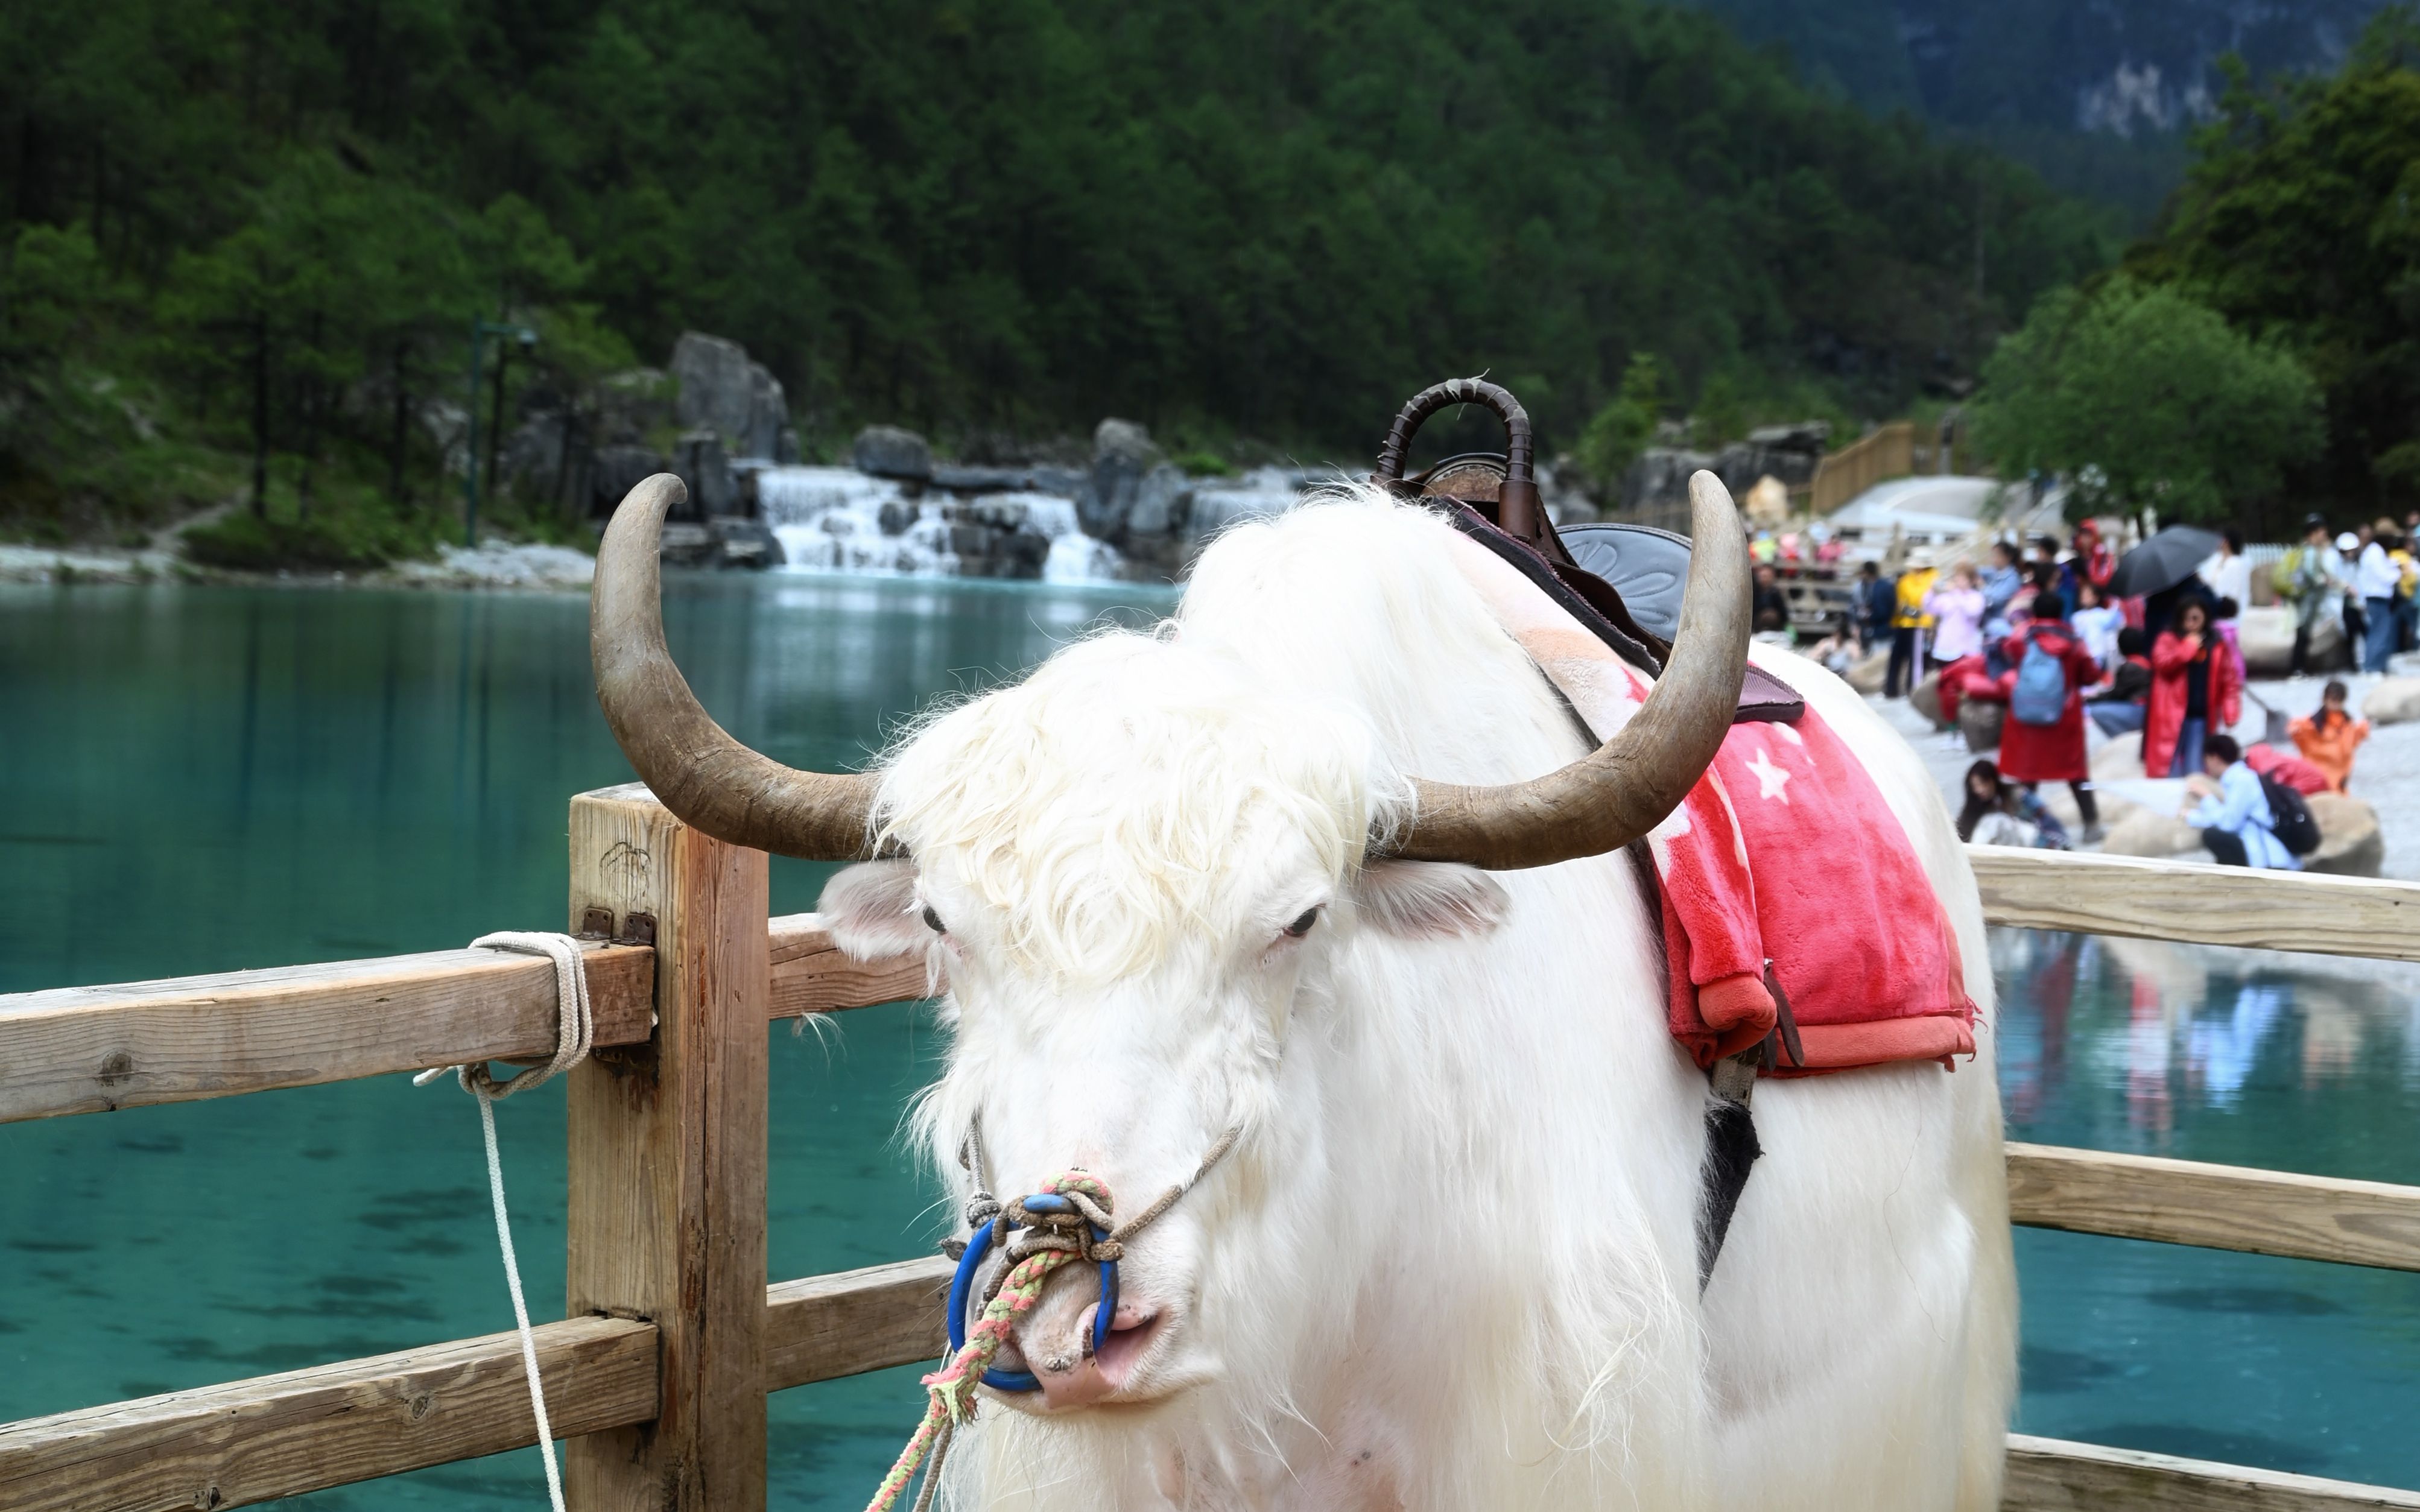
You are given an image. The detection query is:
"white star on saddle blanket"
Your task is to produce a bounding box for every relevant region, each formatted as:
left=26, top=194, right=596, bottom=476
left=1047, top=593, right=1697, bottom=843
left=1744, top=745, right=1792, bottom=803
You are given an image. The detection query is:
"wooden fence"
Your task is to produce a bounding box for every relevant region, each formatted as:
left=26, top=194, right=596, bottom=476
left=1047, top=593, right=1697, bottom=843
left=1811, top=419, right=1916, bottom=515
left=3, top=791, right=2418, bottom=1511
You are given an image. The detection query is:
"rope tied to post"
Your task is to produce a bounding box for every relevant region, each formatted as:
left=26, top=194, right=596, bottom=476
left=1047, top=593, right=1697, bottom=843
left=865, top=1125, right=1241, bottom=1512
left=413, top=931, right=595, bottom=1512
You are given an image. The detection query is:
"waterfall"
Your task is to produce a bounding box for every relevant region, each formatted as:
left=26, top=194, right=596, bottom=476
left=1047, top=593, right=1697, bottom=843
left=755, top=467, right=1135, bottom=581
left=752, top=463, right=1313, bottom=583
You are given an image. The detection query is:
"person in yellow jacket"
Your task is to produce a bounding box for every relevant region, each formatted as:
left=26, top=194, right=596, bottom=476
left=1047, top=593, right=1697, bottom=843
left=1887, top=561, right=1938, bottom=698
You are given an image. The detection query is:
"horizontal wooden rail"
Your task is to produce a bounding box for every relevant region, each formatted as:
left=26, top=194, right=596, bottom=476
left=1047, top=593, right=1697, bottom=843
left=6, top=1254, right=2415, bottom=1511
left=2007, top=1143, right=2420, bottom=1272
left=765, top=1255, right=953, bottom=1390
left=0, top=1315, right=658, bottom=1512
left=0, top=1257, right=951, bottom=1511
left=2004, top=1433, right=2420, bottom=1510
left=767, top=913, right=933, bottom=1019
left=1971, top=847, right=2420, bottom=963
left=0, top=917, right=930, bottom=1125
left=0, top=943, right=656, bottom=1125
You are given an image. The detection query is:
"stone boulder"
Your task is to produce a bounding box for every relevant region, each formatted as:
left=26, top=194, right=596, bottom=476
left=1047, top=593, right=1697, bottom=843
left=2234, top=606, right=2348, bottom=679
left=2091, top=732, right=2147, bottom=782
left=2361, top=677, right=2420, bottom=726
left=2098, top=806, right=2202, bottom=859
left=2305, top=792, right=2384, bottom=876
left=1959, top=698, right=2004, bottom=753
left=1617, top=448, right=1717, bottom=520
left=2235, top=606, right=2286, bottom=677
left=1910, top=673, right=1950, bottom=729
left=1077, top=419, right=1197, bottom=578
left=595, top=369, right=676, bottom=445
left=852, top=425, right=933, bottom=482
left=1077, top=419, right=1161, bottom=537
left=671, top=429, right=733, bottom=517
left=670, top=332, right=789, bottom=460
left=936, top=498, right=1053, bottom=580
left=1845, top=648, right=1889, bottom=695
left=706, top=516, right=784, bottom=571
left=593, top=444, right=673, bottom=519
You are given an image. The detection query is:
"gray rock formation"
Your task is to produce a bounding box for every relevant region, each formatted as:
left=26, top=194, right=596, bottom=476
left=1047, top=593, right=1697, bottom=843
left=1078, top=419, right=1161, bottom=537
left=708, top=516, right=785, bottom=571
left=671, top=332, right=789, bottom=460
left=852, top=425, right=934, bottom=482
left=594, top=444, right=674, bottom=518
left=936, top=498, right=1053, bottom=579
left=1617, top=448, right=1717, bottom=525
left=596, top=369, right=676, bottom=445
left=1076, top=419, right=1195, bottom=578
left=1615, top=423, right=1829, bottom=522
left=672, top=429, right=733, bottom=516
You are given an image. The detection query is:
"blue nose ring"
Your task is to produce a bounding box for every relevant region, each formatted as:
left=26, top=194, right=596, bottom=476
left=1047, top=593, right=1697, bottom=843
left=946, top=1192, right=1120, bottom=1394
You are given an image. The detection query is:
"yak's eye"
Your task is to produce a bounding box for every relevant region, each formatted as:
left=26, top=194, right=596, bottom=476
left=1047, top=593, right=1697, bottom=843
left=1283, top=908, right=1319, bottom=939
left=922, top=905, right=945, bottom=933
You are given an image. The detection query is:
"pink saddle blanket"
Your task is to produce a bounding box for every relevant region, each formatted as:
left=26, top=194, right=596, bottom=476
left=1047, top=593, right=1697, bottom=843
left=1652, top=707, right=1975, bottom=1073
left=1445, top=531, right=1976, bottom=1075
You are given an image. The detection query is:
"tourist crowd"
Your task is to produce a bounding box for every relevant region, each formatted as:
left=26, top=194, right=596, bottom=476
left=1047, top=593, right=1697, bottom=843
left=1815, top=523, right=2389, bottom=873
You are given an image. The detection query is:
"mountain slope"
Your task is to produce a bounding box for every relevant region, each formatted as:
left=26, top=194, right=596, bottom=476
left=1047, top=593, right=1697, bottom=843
left=0, top=0, right=2117, bottom=541
left=1689, top=0, right=2389, bottom=221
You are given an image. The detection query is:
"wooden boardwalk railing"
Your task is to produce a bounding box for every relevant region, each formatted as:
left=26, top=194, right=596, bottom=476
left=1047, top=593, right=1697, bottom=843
left=2, top=800, right=2416, bottom=1511
left=1810, top=419, right=1915, bottom=514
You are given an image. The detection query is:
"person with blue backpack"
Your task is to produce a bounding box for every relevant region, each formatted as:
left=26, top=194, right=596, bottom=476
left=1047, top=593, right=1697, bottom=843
left=1975, top=590, right=2105, bottom=843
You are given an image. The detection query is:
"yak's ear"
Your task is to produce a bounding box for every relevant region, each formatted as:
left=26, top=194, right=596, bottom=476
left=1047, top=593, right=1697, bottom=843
left=817, top=859, right=930, bottom=959
left=1355, top=860, right=1509, bottom=940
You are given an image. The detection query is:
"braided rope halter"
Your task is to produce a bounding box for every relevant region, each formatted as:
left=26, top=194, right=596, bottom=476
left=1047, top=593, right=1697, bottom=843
left=863, top=1127, right=1239, bottom=1512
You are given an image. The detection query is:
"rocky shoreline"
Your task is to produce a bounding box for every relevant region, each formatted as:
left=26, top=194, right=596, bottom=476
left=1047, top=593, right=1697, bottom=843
left=0, top=539, right=603, bottom=592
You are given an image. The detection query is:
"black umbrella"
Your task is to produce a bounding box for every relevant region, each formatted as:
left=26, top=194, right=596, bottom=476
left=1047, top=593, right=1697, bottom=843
left=2106, top=524, right=2223, bottom=599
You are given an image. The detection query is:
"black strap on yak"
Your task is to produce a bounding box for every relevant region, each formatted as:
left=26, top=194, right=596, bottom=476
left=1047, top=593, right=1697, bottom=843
left=1434, top=499, right=1782, bottom=1287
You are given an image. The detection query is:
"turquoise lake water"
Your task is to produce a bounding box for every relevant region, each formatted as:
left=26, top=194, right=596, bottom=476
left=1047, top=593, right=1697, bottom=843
left=3, top=575, right=2416, bottom=1503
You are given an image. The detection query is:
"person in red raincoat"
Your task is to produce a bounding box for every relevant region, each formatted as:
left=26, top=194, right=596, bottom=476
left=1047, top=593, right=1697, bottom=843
left=2070, top=519, right=2115, bottom=591
left=1975, top=590, right=2104, bottom=840
left=2144, top=597, right=2241, bottom=778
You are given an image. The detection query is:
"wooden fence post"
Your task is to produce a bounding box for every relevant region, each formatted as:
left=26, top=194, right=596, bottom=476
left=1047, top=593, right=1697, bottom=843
left=563, top=784, right=768, bottom=1512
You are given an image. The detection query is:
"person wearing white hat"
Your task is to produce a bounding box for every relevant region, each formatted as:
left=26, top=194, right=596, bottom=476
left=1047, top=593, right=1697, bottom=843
left=2335, top=528, right=2366, bottom=672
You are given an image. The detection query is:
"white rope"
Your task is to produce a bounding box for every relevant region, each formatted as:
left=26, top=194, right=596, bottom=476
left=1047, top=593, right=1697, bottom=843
left=414, top=931, right=595, bottom=1512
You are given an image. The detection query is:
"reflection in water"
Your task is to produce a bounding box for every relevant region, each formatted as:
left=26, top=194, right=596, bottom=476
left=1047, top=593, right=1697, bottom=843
left=1994, top=928, right=2420, bottom=1489
left=2, top=582, right=2418, bottom=1502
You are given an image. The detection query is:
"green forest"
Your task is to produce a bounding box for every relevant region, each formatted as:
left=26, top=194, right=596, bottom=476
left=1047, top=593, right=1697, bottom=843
left=1, top=0, right=2117, bottom=560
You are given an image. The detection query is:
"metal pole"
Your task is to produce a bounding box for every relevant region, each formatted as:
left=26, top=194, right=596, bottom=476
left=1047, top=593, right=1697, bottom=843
left=463, top=321, right=484, bottom=548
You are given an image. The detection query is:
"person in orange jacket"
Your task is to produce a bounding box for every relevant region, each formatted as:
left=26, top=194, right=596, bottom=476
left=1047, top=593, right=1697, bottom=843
left=2288, top=680, right=2370, bottom=792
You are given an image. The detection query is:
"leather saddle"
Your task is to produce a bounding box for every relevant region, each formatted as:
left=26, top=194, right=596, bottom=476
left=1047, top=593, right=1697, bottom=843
left=1371, top=378, right=1793, bottom=1285
left=1370, top=378, right=1802, bottom=723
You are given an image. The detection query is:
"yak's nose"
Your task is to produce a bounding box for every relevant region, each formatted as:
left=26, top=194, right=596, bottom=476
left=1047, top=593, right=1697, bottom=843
left=1017, top=1295, right=1162, bottom=1410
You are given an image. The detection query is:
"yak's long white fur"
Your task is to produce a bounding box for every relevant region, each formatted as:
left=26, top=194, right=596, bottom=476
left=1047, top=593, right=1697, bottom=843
left=831, top=489, right=2013, bottom=1511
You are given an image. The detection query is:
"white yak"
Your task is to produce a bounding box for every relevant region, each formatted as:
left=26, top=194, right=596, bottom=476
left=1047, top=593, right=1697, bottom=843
left=591, top=472, right=2015, bottom=1511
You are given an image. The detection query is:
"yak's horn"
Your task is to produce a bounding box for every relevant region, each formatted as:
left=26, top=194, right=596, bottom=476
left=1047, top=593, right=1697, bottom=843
left=591, top=473, right=881, bottom=860
left=1381, top=470, right=1750, bottom=870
